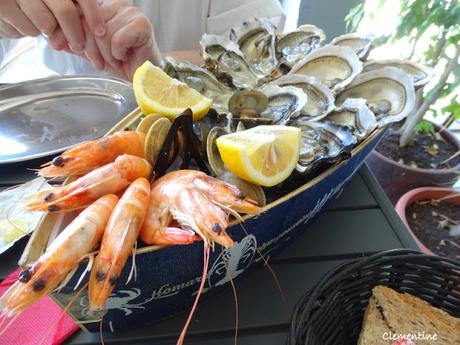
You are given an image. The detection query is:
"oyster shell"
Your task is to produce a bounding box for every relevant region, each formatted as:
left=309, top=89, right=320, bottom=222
left=259, top=85, right=307, bottom=124
left=323, top=98, right=377, bottom=140
left=336, top=67, right=415, bottom=127
left=293, top=120, right=357, bottom=174
left=363, top=59, right=433, bottom=88
left=163, top=58, right=232, bottom=112
left=229, top=18, right=279, bottom=78
left=201, top=34, right=258, bottom=89
left=277, top=24, right=326, bottom=69
left=271, top=74, right=335, bottom=120
left=289, top=45, right=363, bottom=90
left=330, top=33, right=375, bottom=60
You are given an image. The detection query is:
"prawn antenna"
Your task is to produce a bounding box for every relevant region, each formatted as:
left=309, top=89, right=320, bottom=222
left=176, top=244, right=210, bottom=345
left=222, top=247, right=239, bottom=345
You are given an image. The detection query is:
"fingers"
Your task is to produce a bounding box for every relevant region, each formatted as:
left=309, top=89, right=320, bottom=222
left=48, top=27, right=69, bottom=51
left=17, top=0, right=57, bottom=37
left=43, top=0, right=85, bottom=53
left=0, top=18, right=22, bottom=38
left=82, top=19, right=104, bottom=70
left=76, top=0, right=105, bottom=36
left=2, top=1, right=40, bottom=36
left=111, top=15, right=152, bottom=61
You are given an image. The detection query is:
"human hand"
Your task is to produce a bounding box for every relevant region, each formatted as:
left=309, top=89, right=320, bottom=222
left=0, top=0, right=105, bottom=54
left=50, top=0, right=162, bottom=80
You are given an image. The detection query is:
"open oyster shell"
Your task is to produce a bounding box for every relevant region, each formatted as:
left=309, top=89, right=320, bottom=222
left=163, top=58, right=233, bottom=113
left=271, top=74, right=335, bottom=120
left=289, top=45, right=363, bottom=90
left=363, top=59, right=433, bottom=88
left=336, top=67, right=415, bottom=127
left=330, top=33, right=375, bottom=60
left=201, top=34, right=259, bottom=89
left=292, top=120, right=357, bottom=174
left=277, top=24, right=326, bottom=69
left=229, top=18, right=279, bottom=79
left=323, top=98, right=377, bottom=140
left=259, top=85, right=308, bottom=124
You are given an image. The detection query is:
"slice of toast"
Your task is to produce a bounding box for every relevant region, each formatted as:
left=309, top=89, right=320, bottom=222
left=358, top=296, right=391, bottom=345
left=358, top=286, right=460, bottom=345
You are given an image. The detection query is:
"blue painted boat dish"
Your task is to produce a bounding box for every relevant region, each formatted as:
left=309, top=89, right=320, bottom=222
left=50, top=128, right=385, bottom=332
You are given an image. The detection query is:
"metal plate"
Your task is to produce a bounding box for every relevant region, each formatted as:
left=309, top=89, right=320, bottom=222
left=0, top=76, right=136, bottom=164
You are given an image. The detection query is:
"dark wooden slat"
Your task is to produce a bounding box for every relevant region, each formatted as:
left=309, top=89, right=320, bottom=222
left=65, top=260, right=345, bottom=344
left=0, top=156, right=51, bottom=186
left=274, top=209, right=403, bottom=262
left=0, top=238, right=27, bottom=280
left=360, top=165, right=419, bottom=250
left=327, top=173, right=377, bottom=210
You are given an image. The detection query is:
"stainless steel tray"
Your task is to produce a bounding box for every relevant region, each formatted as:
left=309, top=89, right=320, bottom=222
left=0, top=76, right=136, bottom=164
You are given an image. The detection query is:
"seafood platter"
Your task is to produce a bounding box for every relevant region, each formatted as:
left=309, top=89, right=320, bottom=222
left=0, top=17, right=430, bottom=338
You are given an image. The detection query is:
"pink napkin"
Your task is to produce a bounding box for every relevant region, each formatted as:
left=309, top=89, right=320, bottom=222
left=0, top=269, right=79, bottom=345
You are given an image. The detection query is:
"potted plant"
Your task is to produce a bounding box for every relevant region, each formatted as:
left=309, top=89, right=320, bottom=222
left=346, top=0, right=460, bottom=204
left=395, top=187, right=460, bottom=260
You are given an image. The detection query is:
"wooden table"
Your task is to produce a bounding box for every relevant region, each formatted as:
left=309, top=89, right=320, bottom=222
left=0, top=163, right=419, bottom=344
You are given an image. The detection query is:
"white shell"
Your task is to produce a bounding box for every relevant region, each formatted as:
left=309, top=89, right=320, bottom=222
left=289, top=45, right=363, bottom=91
left=324, top=98, right=377, bottom=140
left=271, top=74, right=335, bottom=120
left=336, top=67, right=416, bottom=127
left=258, top=85, right=308, bottom=124
left=363, top=59, right=433, bottom=88
left=200, top=34, right=259, bottom=89
left=276, top=24, right=326, bottom=68
left=228, top=18, right=279, bottom=77
left=330, top=33, right=375, bottom=59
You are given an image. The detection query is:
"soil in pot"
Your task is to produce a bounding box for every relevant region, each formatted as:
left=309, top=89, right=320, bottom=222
left=376, top=128, right=460, bottom=169
left=406, top=200, right=460, bottom=260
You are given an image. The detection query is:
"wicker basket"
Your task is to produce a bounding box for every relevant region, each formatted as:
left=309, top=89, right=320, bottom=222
left=288, top=249, right=460, bottom=345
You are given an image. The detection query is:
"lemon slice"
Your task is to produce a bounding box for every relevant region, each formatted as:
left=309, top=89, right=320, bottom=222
left=216, top=125, right=301, bottom=187
left=133, top=61, right=212, bottom=121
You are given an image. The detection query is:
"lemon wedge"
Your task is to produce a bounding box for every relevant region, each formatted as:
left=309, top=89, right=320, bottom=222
left=216, top=125, right=302, bottom=187
left=133, top=61, right=212, bottom=121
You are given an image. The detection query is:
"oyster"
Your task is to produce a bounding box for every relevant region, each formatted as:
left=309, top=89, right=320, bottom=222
left=277, top=24, right=326, bottom=69
left=163, top=58, right=232, bottom=112
left=229, top=18, right=279, bottom=78
left=289, top=45, right=363, bottom=90
left=336, top=67, right=415, bottom=127
left=330, top=33, right=375, bottom=60
left=323, top=98, right=377, bottom=140
left=363, top=59, right=433, bottom=88
left=201, top=34, right=258, bottom=89
left=259, top=85, right=308, bottom=124
left=271, top=74, right=335, bottom=120
left=293, top=120, right=357, bottom=174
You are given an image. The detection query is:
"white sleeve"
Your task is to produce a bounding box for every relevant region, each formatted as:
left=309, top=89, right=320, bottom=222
left=206, top=0, right=286, bottom=35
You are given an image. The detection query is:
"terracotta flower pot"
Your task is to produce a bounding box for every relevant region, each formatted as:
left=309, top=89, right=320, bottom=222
left=366, top=124, right=460, bottom=205
left=395, top=187, right=460, bottom=254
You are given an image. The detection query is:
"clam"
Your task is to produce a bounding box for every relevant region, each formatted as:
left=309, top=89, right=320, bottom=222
left=336, top=67, right=416, bottom=127
left=323, top=98, right=377, bottom=140
left=293, top=120, right=357, bottom=174
left=229, top=18, right=279, bottom=78
left=363, top=59, right=433, bottom=88
left=289, top=45, right=363, bottom=90
left=277, top=24, right=326, bottom=69
left=330, top=33, right=375, bottom=60
left=136, top=114, right=168, bottom=134
left=259, top=85, right=307, bottom=124
left=144, top=118, right=176, bottom=166
left=228, top=90, right=269, bottom=118
left=201, top=34, right=259, bottom=89
left=271, top=74, right=335, bottom=120
left=217, top=172, right=266, bottom=207
left=206, top=126, right=229, bottom=175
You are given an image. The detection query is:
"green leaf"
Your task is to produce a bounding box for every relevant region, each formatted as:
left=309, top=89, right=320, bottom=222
left=345, top=3, right=364, bottom=32
left=441, top=99, right=460, bottom=119
left=414, top=119, right=435, bottom=133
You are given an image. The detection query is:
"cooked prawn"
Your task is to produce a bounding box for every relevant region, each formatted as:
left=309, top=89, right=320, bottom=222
left=0, top=195, right=118, bottom=321
left=88, top=178, right=150, bottom=312
left=139, top=169, right=261, bottom=248
left=26, top=155, right=152, bottom=212
left=38, top=131, right=146, bottom=178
